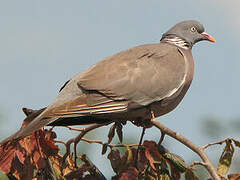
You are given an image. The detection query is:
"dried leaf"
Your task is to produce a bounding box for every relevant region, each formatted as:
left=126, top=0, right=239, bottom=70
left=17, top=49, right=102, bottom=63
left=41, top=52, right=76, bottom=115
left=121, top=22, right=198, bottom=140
left=0, top=115, right=59, bottom=179
left=158, top=173, right=171, bottom=180
left=0, top=145, right=16, bottom=174
left=108, top=124, right=116, bottom=144
left=232, top=139, right=240, bottom=148
left=108, top=149, right=122, bottom=173
left=38, top=130, right=59, bottom=157
left=79, top=154, right=106, bottom=178
left=101, top=143, right=108, bottom=155
left=170, top=165, right=181, bottom=180
left=228, top=173, right=240, bottom=180
left=119, top=167, right=138, bottom=180
left=143, top=141, right=162, bottom=170
left=185, top=169, right=199, bottom=180
left=67, top=154, right=75, bottom=169
left=126, top=146, right=134, bottom=164
left=137, top=146, right=148, bottom=172
left=64, top=166, right=89, bottom=179
left=116, top=123, right=123, bottom=143
left=217, top=140, right=234, bottom=176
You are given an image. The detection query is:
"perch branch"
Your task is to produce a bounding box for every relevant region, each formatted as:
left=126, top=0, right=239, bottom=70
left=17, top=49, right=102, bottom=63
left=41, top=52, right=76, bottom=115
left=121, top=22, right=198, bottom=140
left=151, top=118, right=220, bottom=180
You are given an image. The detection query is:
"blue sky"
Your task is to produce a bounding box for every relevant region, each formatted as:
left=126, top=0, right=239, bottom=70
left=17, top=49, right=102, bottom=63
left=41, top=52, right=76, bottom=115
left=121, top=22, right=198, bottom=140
left=0, top=0, right=239, bottom=177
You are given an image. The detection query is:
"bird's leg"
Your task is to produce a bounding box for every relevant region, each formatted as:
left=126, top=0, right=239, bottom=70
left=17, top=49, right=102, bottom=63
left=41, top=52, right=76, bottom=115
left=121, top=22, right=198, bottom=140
left=134, top=127, right=146, bottom=169
left=158, top=131, right=165, bottom=145
left=150, top=110, right=165, bottom=145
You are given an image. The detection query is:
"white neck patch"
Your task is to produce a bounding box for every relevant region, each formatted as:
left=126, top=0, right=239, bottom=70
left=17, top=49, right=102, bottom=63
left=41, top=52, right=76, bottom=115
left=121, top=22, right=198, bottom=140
left=163, top=37, right=190, bottom=50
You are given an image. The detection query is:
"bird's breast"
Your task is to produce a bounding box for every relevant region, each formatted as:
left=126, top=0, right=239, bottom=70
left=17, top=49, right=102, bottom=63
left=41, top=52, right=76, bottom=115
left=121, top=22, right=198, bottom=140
left=150, top=48, right=194, bottom=117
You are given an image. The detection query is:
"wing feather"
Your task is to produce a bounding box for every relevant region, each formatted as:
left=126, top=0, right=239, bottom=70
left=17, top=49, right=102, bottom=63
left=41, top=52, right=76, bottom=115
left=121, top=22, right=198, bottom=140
left=77, top=43, right=186, bottom=107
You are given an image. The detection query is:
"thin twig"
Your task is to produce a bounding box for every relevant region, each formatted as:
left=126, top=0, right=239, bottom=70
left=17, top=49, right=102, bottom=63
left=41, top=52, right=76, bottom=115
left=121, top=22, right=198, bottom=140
left=151, top=118, right=220, bottom=180
left=79, top=138, right=139, bottom=148
left=73, top=122, right=112, bottom=167
left=66, top=126, right=84, bottom=132
left=190, top=161, right=208, bottom=168
left=202, top=138, right=235, bottom=150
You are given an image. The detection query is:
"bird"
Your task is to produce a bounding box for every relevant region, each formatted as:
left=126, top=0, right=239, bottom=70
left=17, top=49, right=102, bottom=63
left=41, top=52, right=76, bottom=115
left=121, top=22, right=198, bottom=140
left=1, top=20, right=215, bottom=145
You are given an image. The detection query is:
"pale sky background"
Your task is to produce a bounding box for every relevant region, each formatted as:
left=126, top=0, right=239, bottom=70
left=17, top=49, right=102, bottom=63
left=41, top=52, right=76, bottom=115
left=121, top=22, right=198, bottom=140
left=0, top=0, right=240, bottom=177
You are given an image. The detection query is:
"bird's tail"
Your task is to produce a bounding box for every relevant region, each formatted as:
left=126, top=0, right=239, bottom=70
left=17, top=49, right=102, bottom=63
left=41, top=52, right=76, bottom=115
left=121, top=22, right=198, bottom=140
left=0, top=109, right=57, bottom=146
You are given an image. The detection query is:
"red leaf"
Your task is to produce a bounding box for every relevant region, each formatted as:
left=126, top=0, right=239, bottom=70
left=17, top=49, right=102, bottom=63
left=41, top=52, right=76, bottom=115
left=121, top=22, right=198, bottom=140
left=0, top=145, right=15, bottom=174
left=119, top=167, right=138, bottom=180
left=228, top=173, right=240, bottom=180
left=137, top=147, right=148, bottom=172
left=108, top=149, right=122, bottom=173
left=0, top=115, right=59, bottom=178
left=143, top=141, right=162, bottom=170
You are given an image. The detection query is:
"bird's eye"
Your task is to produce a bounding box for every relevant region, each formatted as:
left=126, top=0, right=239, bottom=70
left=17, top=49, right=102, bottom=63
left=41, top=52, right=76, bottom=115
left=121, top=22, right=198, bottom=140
left=190, top=26, right=196, bottom=32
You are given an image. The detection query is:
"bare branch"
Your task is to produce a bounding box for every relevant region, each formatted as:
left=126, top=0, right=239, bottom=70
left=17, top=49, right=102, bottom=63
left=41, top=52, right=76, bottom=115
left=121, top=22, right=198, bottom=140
left=66, top=126, right=84, bottom=132
left=190, top=161, right=208, bottom=168
left=151, top=118, right=220, bottom=180
left=73, top=123, right=112, bottom=166
left=202, top=138, right=238, bottom=150
left=80, top=138, right=139, bottom=147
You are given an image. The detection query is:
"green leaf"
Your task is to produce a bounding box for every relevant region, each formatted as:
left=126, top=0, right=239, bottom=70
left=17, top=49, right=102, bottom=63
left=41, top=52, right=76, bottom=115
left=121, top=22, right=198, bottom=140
left=163, top=153, right=187, bottom=173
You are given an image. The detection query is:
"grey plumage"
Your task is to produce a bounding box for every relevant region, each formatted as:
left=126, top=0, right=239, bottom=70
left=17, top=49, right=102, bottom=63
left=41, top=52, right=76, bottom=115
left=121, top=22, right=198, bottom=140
left=0, top=20, right=215, bottom=144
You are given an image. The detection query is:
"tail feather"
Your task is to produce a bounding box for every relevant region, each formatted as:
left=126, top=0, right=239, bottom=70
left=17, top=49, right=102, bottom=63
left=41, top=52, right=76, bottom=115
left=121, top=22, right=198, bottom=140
left=0, top=110, right=57, bottom=146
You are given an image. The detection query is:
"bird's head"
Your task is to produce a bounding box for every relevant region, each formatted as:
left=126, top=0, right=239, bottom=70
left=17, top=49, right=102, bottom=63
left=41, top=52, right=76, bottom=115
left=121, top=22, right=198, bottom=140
left=161, top=20, right=215, bottom=48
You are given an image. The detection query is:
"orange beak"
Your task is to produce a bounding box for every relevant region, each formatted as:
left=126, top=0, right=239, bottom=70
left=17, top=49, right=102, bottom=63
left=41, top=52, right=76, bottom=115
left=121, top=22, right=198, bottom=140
left=201, top=32, right=215, bottom=43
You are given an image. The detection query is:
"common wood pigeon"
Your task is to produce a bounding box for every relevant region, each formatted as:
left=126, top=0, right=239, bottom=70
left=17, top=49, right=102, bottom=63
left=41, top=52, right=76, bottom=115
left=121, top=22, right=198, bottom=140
left=1, top=20, right=215, bottom=144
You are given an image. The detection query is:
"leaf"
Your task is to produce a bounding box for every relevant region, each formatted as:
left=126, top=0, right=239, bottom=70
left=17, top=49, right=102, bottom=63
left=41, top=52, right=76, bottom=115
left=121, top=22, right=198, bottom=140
left=185, top=169, right=199, bottom=180
left=217, top=140, right=234, bottom=176
left=108, top=149, right=122, bottom=173
left=232, top=139, right=240, bottom=148
left=79, top=154, right=106, bottom=179
left=119, top=167, right=138, bottom=180
left=163, top=153, right=187, bottom=173
left=64, top=166, right=88, bottom=179
left=0, top=111, right=59, bottom=179
left=137, top=146, right=148, bottom=172
left=119, top=147, right=136, bottom=171
left=101, top=143, right=108, bottom=155
left=0, top=145, right=18, bottom=174
left=228, top=173, right=240, bottom=180
left=116, top=123, right=123, bottom=143
left=158, top=173, right=171, bottom=180
left=126, top=146, right=134, bottom=164
left=107, top=124, right=116, bottom=144
left=170, top=166, right=181, bottom=180
left=143, top=141, right=162, bottom=170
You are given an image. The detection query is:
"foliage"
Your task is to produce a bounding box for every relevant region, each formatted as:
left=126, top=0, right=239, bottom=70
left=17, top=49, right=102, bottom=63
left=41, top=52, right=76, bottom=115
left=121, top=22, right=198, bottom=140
left=1, top=109, right=240, bottom=179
